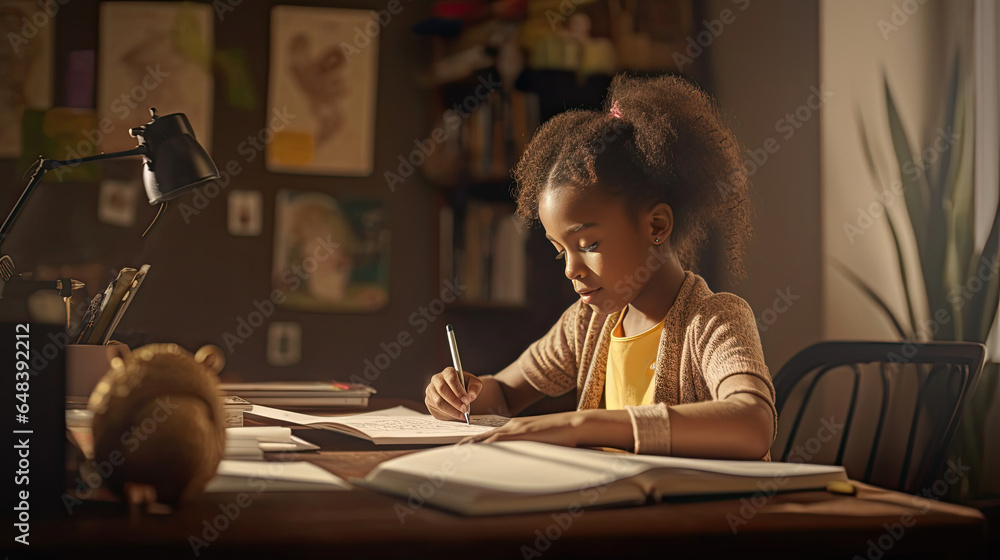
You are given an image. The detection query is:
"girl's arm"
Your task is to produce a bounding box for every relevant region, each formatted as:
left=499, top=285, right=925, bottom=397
left=466, top=375, right=775, bottom=461
left=471, top=361, right=549, bottom=416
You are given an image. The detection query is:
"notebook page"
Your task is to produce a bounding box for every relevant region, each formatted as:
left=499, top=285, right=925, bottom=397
left=369, top=442, right=644, bottom=494
left=246, top=404, right=506, bottom=442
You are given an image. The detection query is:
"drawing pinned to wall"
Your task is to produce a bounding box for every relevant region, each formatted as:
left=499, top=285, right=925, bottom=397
left=0, top=0, right=54, bottom=158
left=267, top=6, right=378, bottom=176
left=272, top=190, right=389, bottom=313
left=98, top=1, right=213, bottom=154
left=227, top=190, right=263, bottom=236
left=98, top=179, right=139, bottom=227
left=19, top=108, right=101, bottom=183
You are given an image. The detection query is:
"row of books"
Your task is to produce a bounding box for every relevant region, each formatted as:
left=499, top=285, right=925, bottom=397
left=439, top=201, right=528, bottom=305
left=219, top=381, right=376, bottom=408
left=423, top=89, right=540, bottom=186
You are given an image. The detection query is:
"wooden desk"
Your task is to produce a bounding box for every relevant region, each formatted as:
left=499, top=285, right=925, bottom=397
left=22, top=400, right=989, bottom=559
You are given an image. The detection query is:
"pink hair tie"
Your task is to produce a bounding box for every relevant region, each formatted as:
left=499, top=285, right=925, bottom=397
left=609, top=100, right=622, bottom=119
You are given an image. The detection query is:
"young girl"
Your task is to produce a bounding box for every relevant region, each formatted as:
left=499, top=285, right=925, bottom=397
left=424, top=74, right=775, bottom=460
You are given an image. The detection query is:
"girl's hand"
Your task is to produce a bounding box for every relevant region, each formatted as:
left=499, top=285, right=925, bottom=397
left=425, top=367, right=483, bottom=421
left=459, top=411, right=588, bottom=448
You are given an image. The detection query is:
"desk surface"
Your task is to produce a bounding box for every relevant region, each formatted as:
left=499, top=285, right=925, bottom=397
left=25, top=399, right=989, bottom=559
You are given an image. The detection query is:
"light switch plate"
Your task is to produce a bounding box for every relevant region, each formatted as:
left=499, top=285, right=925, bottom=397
left=228, top=190, right=263, bottom=236
left=267, top=321, right=301, bottom=366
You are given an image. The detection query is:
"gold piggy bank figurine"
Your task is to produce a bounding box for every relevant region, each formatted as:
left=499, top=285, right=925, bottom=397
left=87, top=343, right=226, bottom=505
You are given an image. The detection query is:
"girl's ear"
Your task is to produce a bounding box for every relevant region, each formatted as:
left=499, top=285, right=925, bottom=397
left=647, top=202, right=673, bottom=244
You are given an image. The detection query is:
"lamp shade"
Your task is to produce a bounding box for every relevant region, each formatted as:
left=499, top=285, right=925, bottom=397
left=131, top=111, right=219, bottom=205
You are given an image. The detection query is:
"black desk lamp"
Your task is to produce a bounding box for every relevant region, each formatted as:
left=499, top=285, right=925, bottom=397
left=0, top=108, right=219, bottom=301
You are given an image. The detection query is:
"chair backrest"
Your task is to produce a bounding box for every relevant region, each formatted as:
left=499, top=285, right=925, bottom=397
left=771, top=341, right=985, bottom=494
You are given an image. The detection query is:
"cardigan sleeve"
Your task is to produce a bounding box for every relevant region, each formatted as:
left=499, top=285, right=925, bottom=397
left=693, top=293, right=777, bottom=435
left=623, top=293, right=775, bottom=457
left=625, top=403, right=671, bottom=455
left=514, top=300, right=585, bottom=397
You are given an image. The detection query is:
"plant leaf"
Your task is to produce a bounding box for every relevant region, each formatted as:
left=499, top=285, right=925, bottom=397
left=948, top=84, right=974, bottom=340
left=831, top=259, right=910, bottom=339
left=885, top=74, right=951, bottom=338
left=937, top=52, right=961, bottom=203
left=856, top=106, right=883, bottom=187
left=964, top=202, right=1000, bottom=342
left=884, top=73, right=930, bottom=253
left=884, top=211, right=917, bottom=335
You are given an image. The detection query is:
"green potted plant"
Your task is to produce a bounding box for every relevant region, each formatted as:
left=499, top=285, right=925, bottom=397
left=837, top=56, right=998, bottom=499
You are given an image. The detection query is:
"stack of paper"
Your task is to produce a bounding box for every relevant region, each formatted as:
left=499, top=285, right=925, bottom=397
left=220, top=381, right=376, bottom=407
left=224, top=426, right=319, bottom=460
left=205, top=460, right=350, bottom=492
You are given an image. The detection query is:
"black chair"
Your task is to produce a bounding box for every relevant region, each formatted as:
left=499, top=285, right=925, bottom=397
left=771, top=341, right=986, bottom=495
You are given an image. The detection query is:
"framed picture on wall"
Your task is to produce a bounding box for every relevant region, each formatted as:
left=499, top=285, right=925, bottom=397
left=98, top=1, right=214, bottom=154
left=266, top=5, right=378, bottom=176
left=0, top=0, right=54, bottom=158
left=272, top=189, right=390, bottom=313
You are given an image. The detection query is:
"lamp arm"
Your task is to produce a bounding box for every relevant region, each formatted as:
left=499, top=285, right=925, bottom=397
left=0, top=145, right=148, bottom=252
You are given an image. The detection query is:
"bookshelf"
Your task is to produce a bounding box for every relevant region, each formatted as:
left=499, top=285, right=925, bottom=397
left=415, top=0, right=706, bottom=322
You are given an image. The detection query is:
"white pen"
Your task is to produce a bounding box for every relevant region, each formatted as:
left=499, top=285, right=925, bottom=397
left=445, top=324, right=470, bottom=425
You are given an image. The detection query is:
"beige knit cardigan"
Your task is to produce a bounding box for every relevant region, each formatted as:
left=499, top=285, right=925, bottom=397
left=515, top=271, right=776, bottom=457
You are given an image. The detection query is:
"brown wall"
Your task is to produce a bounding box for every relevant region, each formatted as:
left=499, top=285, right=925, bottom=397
left=705, top=0, right=824, bottom=372
left=3, top=0, right=468, bottom=400
left=1, top=0, right=824, bottom=403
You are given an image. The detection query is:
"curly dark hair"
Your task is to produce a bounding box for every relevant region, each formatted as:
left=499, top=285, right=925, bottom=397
left=513, top=74, right=753, bottom=280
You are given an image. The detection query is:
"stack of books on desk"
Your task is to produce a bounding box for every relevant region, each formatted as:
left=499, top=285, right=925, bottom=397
left=219, top=381, right=376, bottom=407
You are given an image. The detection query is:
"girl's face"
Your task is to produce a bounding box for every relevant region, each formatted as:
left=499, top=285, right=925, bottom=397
left=538, top=185, right=659, bottom=313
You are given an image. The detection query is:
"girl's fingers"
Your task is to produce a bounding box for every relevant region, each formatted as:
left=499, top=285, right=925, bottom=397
left=425, top=384, right=464, bottom=421
left=429, top=370, right=467, bottom=419
left=466, top=375, right=484, bottom=401
left=441, top=368, right=477, bottom=412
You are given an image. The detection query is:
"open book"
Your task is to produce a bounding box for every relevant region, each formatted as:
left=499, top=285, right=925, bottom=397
left=356, top=440, right=849, bottom=515
left=245, top=405, right=509, bottom=445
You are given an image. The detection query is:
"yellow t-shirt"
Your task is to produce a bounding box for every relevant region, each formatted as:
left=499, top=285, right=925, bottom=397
left=604, top=310, right=665, bottom=410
